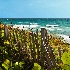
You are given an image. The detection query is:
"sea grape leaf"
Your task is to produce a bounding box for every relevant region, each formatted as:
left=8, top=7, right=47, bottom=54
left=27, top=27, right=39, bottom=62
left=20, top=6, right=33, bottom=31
left=2, top=59, right=10, bottom=70
left=61, top=51, right=70, bottom=65
left=32, top=63, right=41, bottom=70
left=62, top=64, right=70, bottom=70
left=61, top=52, right=68, bottom=64
left=2, top=63, right=9, bottom=70
left=32, top=66, right=38, bottom=70
left=67, top=51, right=70, bottom=58
left=4, top=59, right=10, bottom=65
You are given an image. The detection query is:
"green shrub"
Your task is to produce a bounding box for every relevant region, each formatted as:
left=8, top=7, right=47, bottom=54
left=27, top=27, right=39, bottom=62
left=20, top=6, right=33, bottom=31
left=61, top=51, right=70, bottom=70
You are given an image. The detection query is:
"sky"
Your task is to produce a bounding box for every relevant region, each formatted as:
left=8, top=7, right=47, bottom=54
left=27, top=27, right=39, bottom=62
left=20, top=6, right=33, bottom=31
left=0, top=0, right=70, bottom=18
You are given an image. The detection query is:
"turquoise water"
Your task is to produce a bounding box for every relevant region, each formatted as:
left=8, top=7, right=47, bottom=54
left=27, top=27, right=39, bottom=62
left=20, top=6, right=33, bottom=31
left=0, top=18, right=70, bottom=35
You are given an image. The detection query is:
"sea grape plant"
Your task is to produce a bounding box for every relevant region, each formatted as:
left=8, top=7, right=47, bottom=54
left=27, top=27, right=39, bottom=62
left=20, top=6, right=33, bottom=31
left=32, top=63, right=44, bottom=70
left=61, top=51, right=70, bottom=70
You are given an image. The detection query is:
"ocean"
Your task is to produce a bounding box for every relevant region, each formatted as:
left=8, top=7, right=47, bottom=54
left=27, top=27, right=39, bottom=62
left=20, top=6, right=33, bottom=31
left=0, top=18, right=70, bottom=36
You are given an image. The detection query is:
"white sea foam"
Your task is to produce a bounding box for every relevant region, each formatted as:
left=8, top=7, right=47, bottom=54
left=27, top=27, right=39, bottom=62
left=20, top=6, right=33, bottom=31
left=13, top=24, right=39, bottom=30
left=7, top=19, right=8, bottom=20
left=66, top=27, right=69, bottom=28
left=57, top=28, right=62, bottom=30
left=30, top=24, right=39, bottom=28
left=23, top=25, right=29, bottom=28
left=13, top=24, right=29, bottom=28
left=18, top=22, right=23, bottom=23
left=56, top=34, right=70, bottom=44
left=46, top=28, right=55, bottom=31
left=40, top=26, right=55, bottom=31
left=30, top=23, right=38, bottom=25
left=46, top=24, right=59, bottom=27
left=40, top=26, right=46, bottom=28
left=46, top=24, right=59, bottom=31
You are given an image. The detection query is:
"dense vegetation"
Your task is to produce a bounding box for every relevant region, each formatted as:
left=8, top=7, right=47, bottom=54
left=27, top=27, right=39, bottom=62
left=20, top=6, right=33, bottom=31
left=0, top=23, right=70, bottom=70
left=0, top=24, right=44, bottom=70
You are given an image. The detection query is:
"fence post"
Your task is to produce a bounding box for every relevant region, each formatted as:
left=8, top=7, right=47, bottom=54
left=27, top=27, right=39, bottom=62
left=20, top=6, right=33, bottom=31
left=41, top=28, right=47, bottom=67
left=4, top=24, right=9, bottom=40
left=0, top=23, right=2, bottom=37
left=40, top=28, right=57, bottom=69
left=32, top=31, right=36, bottom=62
left=36, top=29, right=40, bottom=63
left=15, top=29, right=18, bottom=42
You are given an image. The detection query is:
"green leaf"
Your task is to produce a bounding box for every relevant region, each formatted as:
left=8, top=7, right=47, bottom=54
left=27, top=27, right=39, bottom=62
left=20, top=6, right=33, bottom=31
left=19, top=61, right=25, bottom=68
left=2, top=63, right=9, bottom=70
left=0, top=67, right=3, bottom=70
left=32, top=63, right=41, bottom=70
left=15, top=62, right=19, bottom=66
left=61, top=51, right=70, bottom=65
left=0, top=46, right=3, bottom=50
left=4, top=59, right=10, bottom=65
left=62, top=64, right=70, bottom=70
left=61, top=51, right=70, bottom=70
left=32, top=66, right=38, bottom=70
left=15, top=61, right=25, bottom=68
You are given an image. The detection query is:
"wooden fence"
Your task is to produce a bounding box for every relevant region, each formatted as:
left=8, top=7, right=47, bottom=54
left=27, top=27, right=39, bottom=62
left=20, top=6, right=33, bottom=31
left=0, top=24, right=62, bottom=70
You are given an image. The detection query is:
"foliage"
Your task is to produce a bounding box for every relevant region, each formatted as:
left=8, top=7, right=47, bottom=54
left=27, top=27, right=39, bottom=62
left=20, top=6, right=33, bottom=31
left=61, top=51, right=70, bottom=70
left=32, top=63, right=41, bottom=70
left=0, top=26, right=42, bottom=70
left=1, top=24, right=70, bottom=70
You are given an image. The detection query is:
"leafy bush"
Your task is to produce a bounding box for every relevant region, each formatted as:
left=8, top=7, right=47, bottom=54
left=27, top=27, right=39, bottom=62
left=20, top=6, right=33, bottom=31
left=61, top=51, right=70, bottom=70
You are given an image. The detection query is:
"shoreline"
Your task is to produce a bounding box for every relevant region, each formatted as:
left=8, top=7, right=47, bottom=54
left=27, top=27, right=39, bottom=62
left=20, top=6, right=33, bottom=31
left=13, top=24, right=70, bottom=44
left=56, top=34, right=70, bottom=44
left=2, top=24, right=70, bottom=44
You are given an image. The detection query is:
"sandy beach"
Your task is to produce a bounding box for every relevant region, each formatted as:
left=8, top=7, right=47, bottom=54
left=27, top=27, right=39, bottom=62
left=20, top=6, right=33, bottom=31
left=56, top=34, right=70, bottom=44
